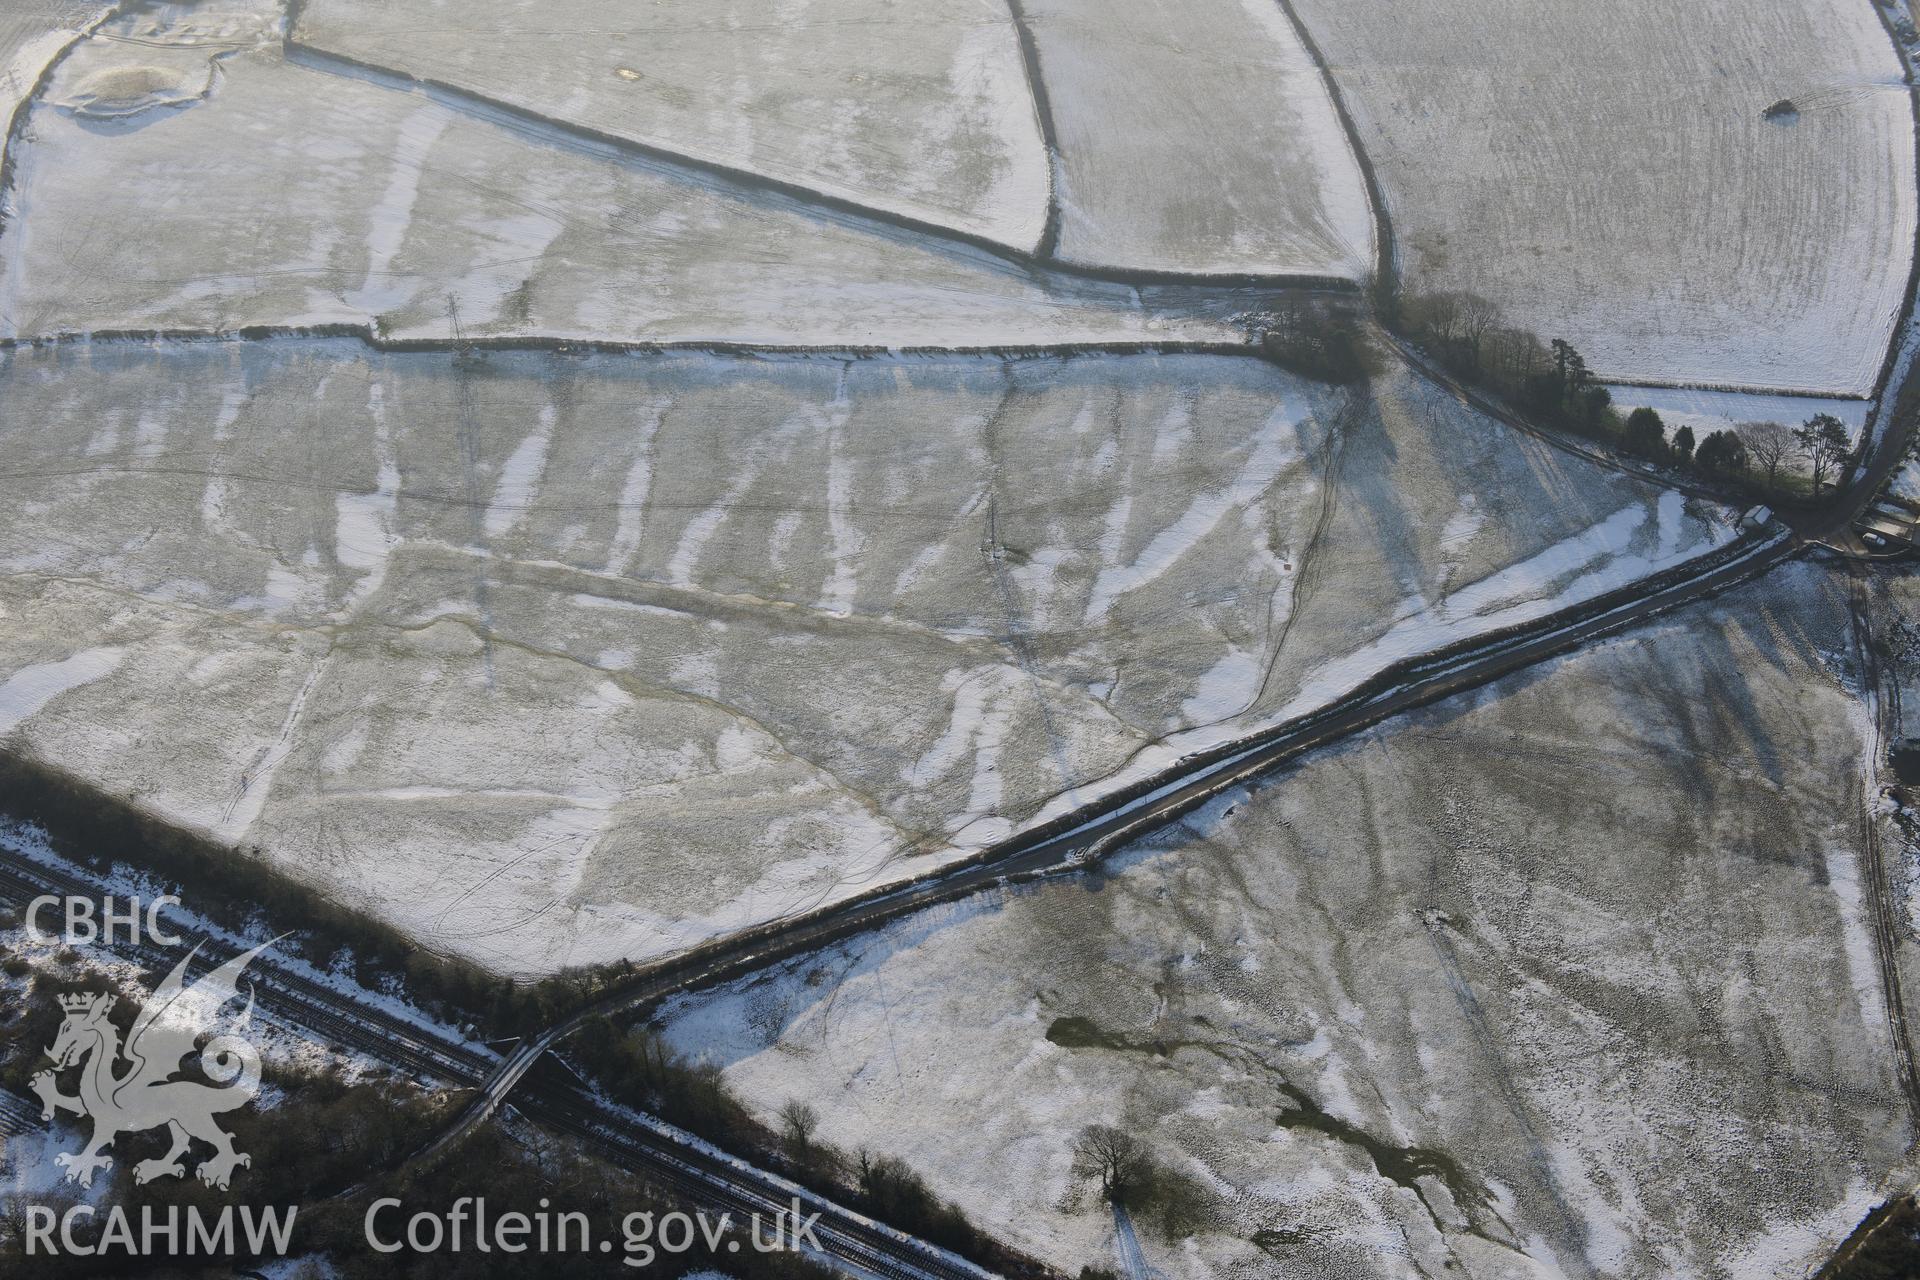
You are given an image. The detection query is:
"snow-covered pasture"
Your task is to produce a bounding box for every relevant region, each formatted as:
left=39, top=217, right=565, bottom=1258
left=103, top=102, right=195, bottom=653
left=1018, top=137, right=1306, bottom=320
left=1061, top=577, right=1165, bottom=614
left=0, top=4, right=104, bottom=152
left=0, top=340, right=1729, bottom=975
left=292, top=0, right=1372, bottom=281
left=1891, top=458, right=1920, bottom=506
left=1015, top=0, right=1373, bottom=278
left=1605, top=384, right=1873, bottom=479
left=1290, top=0, right=1917, bottom=394
left=0, top=28, right=1237, bottom=347
left=1604, top=386, right=1869, bottom=448
left=660, top=561, right=1906, bottom=1280
left=290, top=0, right=1051, bottom=251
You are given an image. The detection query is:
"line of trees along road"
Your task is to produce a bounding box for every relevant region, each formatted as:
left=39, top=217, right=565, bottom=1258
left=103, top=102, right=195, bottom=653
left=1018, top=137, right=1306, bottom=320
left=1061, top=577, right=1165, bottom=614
left=1382, top=288, right=1861, bottom=503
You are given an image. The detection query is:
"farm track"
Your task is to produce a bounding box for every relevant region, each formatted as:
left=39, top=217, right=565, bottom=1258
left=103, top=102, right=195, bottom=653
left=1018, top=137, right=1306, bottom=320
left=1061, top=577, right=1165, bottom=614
left=0, top=511, right=1802, bottom=1280
left=412, top=341, right=1920, bottom=1208
left=1388, top=332, right=1739, bottom=509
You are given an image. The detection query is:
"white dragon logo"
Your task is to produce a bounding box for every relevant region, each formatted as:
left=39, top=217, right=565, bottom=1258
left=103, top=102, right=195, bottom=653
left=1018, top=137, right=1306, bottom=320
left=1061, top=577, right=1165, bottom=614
left=28, top=941, right=271, bottom=1191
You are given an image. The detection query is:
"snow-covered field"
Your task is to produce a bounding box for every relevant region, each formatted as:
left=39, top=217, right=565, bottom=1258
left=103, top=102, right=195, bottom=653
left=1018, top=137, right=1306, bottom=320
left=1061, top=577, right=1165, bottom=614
left=659, top=560, right=1910, bottom=1279
left=0, top=3, right=104, bottom=150
left=290, top=0, right=1375, bottom=282
left=1605, top=385, right=1874, bottom=477
left=0, top=17, right=1239, bottom=346
left=0, top=339, right=1731, bottom=975
left=1291, top=0, right=1917, bottom=394
left=0, top=1, right=1905, bottom=1271
left=290, top=0, right=1051, bottom=250
left=1605, top=386, right=1870, bottom=448
left=1892, top=460, right=1920, bottom=507
left=1019, top=0, right=1372, bottom=278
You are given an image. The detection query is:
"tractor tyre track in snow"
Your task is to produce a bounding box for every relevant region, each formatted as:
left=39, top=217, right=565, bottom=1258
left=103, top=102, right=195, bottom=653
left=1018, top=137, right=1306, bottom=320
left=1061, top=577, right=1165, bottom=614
left=0, top=512, right=1798, bottom=1280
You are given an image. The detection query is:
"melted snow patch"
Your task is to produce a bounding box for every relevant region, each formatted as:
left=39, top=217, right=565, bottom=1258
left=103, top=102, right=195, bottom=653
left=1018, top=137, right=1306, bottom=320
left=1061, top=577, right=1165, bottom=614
left=334, top=384, right=399, bottom=607
left=347, top=99, right=454, bottom=315
left=1438, top=494, right=1485, bottom=558
left=1086, top=407, right=1304, bottom=623
left=55, top=59, right=211, bottom=119
left=606, top=398, right=669, bottom=576
left=1181, top=646, right=1260, bottom=725
left=1021, top=497, right=1737, bottom=839
left=0, top=648, right=123, bottom=735
left=485, top=402, right=556, bottom=539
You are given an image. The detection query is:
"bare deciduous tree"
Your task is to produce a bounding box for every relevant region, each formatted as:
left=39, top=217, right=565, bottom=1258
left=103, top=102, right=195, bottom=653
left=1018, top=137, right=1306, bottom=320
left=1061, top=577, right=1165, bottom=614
left=1072, top=1124, right=1150, bottom=1204
left=1412, top=290, right=1462, bottom=344
left=1735, top=420, right=1792, bottom=488
left=1453, top=293, right=1500, bottom=363
left=1484, top=325, right=1546, bottom=385
left=779, top=1098, right=820, bottom=1154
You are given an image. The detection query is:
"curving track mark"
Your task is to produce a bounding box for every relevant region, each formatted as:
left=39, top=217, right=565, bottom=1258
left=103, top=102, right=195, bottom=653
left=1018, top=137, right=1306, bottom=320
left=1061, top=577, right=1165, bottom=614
left=999, top=0, right=1063, bottom=260
left=1263, top=0, right=1396, bottom=297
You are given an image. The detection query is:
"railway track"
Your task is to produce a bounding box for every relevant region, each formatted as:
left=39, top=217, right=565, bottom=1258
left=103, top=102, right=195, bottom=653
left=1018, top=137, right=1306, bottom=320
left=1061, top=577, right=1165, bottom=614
left=0, top=857, right=496, bottom=1086
left=519, top=1088, right=991, bottom=1280
left=2, top=333, right=1907, bottom=1277
left=0, top=846, right=995, bottom=1280
left=0, top=1088, right=42, bottom=1139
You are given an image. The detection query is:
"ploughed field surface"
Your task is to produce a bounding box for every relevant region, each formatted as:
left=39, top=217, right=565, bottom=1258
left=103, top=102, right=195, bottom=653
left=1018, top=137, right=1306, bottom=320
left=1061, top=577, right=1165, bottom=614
left=1289, top=0, right=1916, bottom=394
